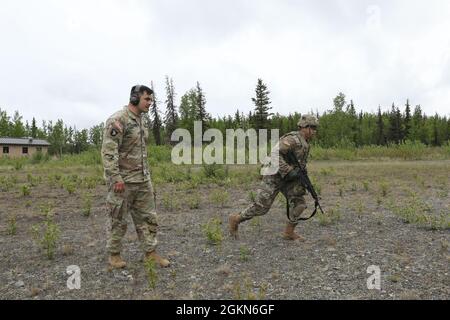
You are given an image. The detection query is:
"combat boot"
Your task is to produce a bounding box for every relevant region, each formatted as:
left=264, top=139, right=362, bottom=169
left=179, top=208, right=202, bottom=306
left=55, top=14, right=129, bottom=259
left=228, top=213, right=243, bottom=239
left=108, top=254, right=127, bottom=268
left=145, top=251, right=170, bottom=268
left=282, top=223, right=305, bottom=241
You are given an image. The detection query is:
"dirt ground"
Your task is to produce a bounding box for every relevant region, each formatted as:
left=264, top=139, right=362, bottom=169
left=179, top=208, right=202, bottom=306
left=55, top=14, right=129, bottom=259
left=0, top=160, right=449, bottom=300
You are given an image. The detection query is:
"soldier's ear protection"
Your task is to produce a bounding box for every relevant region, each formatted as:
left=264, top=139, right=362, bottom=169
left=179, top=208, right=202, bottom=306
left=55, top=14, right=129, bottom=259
left=130, top=85, right=142, bottom=106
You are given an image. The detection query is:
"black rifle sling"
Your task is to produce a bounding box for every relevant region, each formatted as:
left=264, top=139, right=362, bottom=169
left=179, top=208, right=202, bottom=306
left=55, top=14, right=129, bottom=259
left=283, top=150, right=324, bottom=223
left=286, top=196, right=320, bottom=222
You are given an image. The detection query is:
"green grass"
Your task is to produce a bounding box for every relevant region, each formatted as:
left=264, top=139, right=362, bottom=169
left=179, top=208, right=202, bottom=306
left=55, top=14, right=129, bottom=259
left=389, top=195, right=449, bottom=230
left=311, top=141, right=450, bottom=161
left=1, top=142, right=449, bottom=172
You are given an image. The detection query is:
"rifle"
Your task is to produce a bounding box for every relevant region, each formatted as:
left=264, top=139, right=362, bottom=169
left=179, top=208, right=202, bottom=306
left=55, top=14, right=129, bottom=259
left=283, top=150, right=324, bottom=222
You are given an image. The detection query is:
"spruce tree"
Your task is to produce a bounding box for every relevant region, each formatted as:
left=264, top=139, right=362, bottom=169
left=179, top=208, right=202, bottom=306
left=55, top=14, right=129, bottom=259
left=195, top=81, right=210, bottom=133
left=376, top=106, right=385, bottom=145
left=163, top=76, right=178, bottom=144
left=234, top=109, right=241, bottom=127
left=0, top=109, right=11, bottom=136
left=252, top=78, right=272, bottom=131
left=388, top=103, right=402, bottom=144
left=11, top=111, right=26, bottom=138
left=404, top=99, right=411, bottom=140
left=150, top=81, right=162, bottom=145
left=31, top=117, right=38, bottom=138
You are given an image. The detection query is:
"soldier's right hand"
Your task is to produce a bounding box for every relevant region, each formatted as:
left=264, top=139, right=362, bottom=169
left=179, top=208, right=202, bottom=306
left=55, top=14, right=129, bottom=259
left=284, top=167, right=301, bottom=182
left=113, top=181, right=125, bottom=193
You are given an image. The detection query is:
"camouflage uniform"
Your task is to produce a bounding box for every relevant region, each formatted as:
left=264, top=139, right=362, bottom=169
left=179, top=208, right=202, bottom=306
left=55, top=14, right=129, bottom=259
left=240, top=130, right=310, bottom=225
left=101, top=106, right=157, bottom=254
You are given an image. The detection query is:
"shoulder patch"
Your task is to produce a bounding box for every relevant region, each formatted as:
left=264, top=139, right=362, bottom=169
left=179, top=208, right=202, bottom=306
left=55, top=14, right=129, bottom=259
left=112, top=120, right=123, bottom=133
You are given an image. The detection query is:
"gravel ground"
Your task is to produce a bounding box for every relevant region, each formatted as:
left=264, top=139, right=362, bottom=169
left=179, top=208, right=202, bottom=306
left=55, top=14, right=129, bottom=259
left=1, top=160, right=449, bottom=300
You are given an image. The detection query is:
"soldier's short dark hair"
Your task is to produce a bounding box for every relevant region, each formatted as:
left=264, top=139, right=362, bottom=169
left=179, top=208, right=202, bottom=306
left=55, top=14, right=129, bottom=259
left=131, top=85, right=153, bottom=96
left=130, top=85, right=154, bottom=105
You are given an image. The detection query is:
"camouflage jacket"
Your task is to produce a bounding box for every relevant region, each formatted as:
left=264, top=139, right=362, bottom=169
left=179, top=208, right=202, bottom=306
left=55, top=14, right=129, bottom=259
left=101, top=106, right=151, bottom=184
left=276, top=131, right=310, bottom=178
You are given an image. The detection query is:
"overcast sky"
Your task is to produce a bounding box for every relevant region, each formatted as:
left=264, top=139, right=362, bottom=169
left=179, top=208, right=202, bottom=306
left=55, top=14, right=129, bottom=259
left=1, top=0, right=449, bottom=129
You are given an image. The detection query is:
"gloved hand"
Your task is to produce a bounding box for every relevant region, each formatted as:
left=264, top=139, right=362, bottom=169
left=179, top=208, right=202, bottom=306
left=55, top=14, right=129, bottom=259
left=284, top=167, right=301, bottom=182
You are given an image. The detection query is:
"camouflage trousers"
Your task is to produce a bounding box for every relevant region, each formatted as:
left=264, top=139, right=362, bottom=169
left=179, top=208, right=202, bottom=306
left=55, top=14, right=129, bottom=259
left=105, top=180, right=158, bottom=254
left=240, top=174, right=307, bottom=225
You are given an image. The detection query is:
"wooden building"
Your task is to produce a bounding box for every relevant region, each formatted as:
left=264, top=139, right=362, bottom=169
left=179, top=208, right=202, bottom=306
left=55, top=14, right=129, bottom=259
left=0, top=137, right=51, bottom=158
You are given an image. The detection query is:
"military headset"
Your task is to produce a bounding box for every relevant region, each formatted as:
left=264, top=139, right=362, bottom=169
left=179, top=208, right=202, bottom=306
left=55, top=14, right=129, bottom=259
left=130, top=85, right=142, bottom=106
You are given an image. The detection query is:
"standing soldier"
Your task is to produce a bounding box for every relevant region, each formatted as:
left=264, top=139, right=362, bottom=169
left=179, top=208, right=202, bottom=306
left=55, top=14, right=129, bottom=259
left=229, top=114, right=319, bottom=241
left=102, top=85, right=170, bottom=268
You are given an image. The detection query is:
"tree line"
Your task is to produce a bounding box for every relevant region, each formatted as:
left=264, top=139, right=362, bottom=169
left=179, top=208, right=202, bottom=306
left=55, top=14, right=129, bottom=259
left=1, top=77, right=449, bottom=156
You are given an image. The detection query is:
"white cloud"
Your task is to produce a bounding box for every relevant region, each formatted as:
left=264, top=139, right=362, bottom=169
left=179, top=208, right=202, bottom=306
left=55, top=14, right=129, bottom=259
left=0, top=0, right=449, bottom=130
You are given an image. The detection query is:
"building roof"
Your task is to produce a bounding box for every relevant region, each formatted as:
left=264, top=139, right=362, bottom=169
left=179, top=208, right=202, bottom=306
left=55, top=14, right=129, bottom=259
left=0, top=137, right=51, bottom=146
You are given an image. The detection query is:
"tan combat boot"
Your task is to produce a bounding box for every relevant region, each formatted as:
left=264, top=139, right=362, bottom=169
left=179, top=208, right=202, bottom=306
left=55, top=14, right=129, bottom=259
left=145, top=251, right=170, bottom=268
left=282, top=223, right=305, bottom=241
left=108, top=254, right=127, bottom=268
left=228, top=213, right=242, bottom=239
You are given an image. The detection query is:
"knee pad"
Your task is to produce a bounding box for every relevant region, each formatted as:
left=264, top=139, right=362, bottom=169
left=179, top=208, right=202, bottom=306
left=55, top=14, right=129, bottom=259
left=291, top=203, right=307, bottom=218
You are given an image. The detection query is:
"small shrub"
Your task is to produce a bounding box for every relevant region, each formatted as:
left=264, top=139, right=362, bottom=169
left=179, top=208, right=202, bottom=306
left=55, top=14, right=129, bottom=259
left=82, top=193, right=92, bottom=217
left=7, top=214, right=17, bottom=235
left=187, top=194, right=201, bottom=209
left=0, top=176, right=14, bottom=192
left=14, top=161, right=24, bottom=171
left=201, top=218, right=223, bottom=245
left=248, top=191, right=256, bottom=203
left=376, top=196, right=382, bottom=207
left=21, top=184, right=31, bottom=197
left=31, top=215, right=60, bottom=260
left=355, top=200, right=365, bottom=216
left=62, top=244, right=74, bottom=256
left=161, top=194, right=180, bottom=211
left=202, top=163, right=225, bottom=179
left=210, top=190, right=229, bottom=208
left=82, top=176, right=98, bottom=189
left=239, top=246, right=251, bottom=262
left=39, top=201, right=54, bottom=218
left=64, top=182, right=76, bottom=194
left=363, top=181, right=369, bottom=192
left=232, top=277, right=267, bottom=300
left=27, top=173, right=35, bottom=185
left=144, top=257, right=158, bottom=289
left=380, top=182, right=389, bottom=197
left=317, top=205, right=342, bottom=226
left=30, top=151, right=50, bottom=164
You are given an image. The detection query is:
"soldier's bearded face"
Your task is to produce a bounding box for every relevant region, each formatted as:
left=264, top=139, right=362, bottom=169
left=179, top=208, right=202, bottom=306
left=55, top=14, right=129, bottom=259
left=137, top=92, right=154, bottom=113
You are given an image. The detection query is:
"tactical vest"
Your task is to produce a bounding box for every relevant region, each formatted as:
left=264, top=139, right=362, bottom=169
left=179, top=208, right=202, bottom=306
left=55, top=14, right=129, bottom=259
left=280, top=131, right=310, bottom=165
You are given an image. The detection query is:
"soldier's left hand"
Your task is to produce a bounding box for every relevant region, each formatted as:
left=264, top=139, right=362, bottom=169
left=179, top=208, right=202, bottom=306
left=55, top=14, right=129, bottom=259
left=113, top=181, right=125, bottom=193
